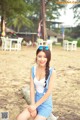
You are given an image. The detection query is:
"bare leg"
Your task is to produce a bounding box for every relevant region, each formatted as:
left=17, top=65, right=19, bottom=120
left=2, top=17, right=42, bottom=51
left=17, top=108, right=31, bottom=120
left=34, top=115, right=46, bottom=120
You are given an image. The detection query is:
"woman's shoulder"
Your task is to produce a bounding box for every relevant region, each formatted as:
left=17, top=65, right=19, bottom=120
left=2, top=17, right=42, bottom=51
left=49, top=66, right=56, bottom=76
left=49, top=66, right=56, bottom=71
left=49, top=66, right=56, bottom=79
left=31, top=65, right=36, bottom=70
left=30, top=65, right=36, bottom=78
left=31, top=64, right=36, bottom=68
left=31, top=65, right=36, bottom=74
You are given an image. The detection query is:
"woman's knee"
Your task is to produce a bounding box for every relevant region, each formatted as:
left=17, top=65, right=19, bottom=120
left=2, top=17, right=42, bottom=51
left=17, top=108, right=30, bottom=120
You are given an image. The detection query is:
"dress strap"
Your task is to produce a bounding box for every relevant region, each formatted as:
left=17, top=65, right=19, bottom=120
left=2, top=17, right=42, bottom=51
left=31, top=66, right=36, bottom=89
left=31, top=66, right=35, bottom=79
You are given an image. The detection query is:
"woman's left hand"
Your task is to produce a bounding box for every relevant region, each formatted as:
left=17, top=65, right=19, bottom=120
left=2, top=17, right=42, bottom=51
left=30, top=110, right=37, bottom=118
left=27, top=105, right=36, bottom=112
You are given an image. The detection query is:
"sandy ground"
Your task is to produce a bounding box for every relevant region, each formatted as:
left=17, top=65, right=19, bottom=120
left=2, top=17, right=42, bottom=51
left=0, top=46, right=80, bottom=120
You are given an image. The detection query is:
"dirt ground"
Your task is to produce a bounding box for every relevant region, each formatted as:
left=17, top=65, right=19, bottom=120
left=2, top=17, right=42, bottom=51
left=0, top=46, right=80, bottom=120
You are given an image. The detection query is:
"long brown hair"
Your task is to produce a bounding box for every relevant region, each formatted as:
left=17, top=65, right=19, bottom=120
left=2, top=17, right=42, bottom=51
left=36, top=47, right=51, bottom=81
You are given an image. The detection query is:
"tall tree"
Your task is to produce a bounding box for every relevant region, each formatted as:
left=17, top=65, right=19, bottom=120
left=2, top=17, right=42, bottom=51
left=0, top=0, right=29, bottom=35
left=28, top=0, right=64, bottom=39
left=40, top=0, right=47, bottom=40
left=0, top=0, right=65, bottom=36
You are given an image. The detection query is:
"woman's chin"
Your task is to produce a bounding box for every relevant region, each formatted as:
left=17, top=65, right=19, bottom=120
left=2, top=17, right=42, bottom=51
left=39, top=64, right=46, bottom=67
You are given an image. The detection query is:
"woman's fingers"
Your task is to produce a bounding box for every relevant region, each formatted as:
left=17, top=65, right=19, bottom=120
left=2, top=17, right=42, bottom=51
left=29, top=105, right=36, bottom=111
left=30, top=110, right=37, bottom=118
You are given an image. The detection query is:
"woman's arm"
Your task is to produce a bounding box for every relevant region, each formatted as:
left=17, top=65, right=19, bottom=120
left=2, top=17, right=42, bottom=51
left=27, top=70, right=37, bottom=117
left=30, top=70, right=35, bottom=105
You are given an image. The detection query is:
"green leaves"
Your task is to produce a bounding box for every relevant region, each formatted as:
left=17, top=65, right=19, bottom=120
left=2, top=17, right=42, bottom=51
left=72, top=4, right=80, bottom=25
left=0, top=0, right=66, bottom=32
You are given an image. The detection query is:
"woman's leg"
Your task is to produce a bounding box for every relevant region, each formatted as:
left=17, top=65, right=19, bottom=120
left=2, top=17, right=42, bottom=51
left=34, top=115, right=46, bottom=120
left=17, top=108, right=31, bottom=120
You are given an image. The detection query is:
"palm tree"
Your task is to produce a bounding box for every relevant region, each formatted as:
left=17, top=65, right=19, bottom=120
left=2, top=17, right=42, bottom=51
left=0, top=0, right=27, bottom=36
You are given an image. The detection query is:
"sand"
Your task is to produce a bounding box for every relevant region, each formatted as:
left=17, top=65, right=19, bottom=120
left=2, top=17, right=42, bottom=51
left=0, top=46, right=80, bottom=120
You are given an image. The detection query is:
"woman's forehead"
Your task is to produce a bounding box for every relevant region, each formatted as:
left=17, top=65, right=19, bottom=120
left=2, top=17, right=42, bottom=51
left=37, top=51, right=46, bottom=56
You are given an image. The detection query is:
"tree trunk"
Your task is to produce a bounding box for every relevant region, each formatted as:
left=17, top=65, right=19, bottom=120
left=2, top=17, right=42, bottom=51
left=1, top=15, right=6, bottom=37
left=40, top=0, right=47, bottom=40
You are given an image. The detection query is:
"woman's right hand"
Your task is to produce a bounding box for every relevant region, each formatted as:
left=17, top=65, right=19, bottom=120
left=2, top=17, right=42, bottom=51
left=27, top=104, right=37, bottom=112
left=26, top=105, right=37, bottom=117
left=30, top=110, right=37, bottom=118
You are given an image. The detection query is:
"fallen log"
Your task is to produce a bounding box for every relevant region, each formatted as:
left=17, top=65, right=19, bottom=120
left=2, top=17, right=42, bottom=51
left=21, top=85, right=59, bottom=120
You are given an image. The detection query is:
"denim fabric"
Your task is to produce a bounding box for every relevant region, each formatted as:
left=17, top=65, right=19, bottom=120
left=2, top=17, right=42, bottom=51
left=35, top=91, right=53, bottom=118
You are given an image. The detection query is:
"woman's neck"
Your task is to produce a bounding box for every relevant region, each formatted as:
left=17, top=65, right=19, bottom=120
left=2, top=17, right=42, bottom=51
left=37, top=65, right=46, bottom=70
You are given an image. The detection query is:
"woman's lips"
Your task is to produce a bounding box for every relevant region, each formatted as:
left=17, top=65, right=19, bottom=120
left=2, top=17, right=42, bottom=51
left=40, top=61, right=45, bottom=64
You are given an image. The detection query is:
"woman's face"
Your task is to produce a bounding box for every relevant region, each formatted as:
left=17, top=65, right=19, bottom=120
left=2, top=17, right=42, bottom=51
left=36, top=51, right=47, bottom=67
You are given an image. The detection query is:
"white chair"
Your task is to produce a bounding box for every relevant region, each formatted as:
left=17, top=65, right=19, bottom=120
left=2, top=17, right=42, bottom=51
left=15, top=37, right=23, bottom=50
left=37, top=38, right=52, bottom=51
left=37, top=38, right=44, bottom=49
left=26, top=41, right=32, bottom=46
left=1, top=37, right=5, bottom=50
left=71, top=41, right=77, bottom=50
left=63, top=40, right=77, bottom=51
left=37, top=38, right=44, bottom=46
left=63, top=40, right=69, bottom=51
left=1, top=37, right=10, bottom=50
left=46, top=40, right=52, bottom=51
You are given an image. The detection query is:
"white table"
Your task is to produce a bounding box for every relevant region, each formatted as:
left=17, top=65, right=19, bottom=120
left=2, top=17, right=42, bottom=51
left=1, top=37, right=23, bottom=51
left=1, top=37, right=10, bottom=50
left=63, top=40, right=77, bottom=51
left=9, top=37, right=23, bottom=51
left=9, top=38, right=19, bottom=51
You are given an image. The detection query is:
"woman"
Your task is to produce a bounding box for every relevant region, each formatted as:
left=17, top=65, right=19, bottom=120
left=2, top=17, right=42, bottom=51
left=17, top=46, right=56, bottom=120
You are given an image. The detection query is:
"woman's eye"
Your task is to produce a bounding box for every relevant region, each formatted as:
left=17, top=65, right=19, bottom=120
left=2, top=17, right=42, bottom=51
left=38, top=55, right=42, bottom=58
left=38, top=56, right=46, bottom=58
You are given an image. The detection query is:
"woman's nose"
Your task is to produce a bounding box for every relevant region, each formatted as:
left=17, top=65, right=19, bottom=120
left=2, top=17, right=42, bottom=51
left=41, top=57, right=44, bottom=61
